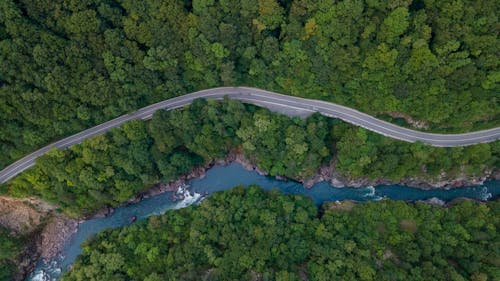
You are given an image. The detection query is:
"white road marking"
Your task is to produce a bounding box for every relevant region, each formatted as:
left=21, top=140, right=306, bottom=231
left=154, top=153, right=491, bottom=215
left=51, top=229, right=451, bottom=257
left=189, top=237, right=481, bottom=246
left=1, top=87, right=499, bottom=183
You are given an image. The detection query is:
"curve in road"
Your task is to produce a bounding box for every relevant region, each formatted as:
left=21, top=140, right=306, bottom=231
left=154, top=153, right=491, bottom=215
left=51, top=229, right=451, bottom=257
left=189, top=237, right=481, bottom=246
left=1, top=86, right=499, bottom=184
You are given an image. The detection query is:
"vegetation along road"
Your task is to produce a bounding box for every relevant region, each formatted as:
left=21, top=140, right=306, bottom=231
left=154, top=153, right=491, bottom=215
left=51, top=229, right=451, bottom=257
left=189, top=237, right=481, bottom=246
left=1, top=87, right=499, bottom=184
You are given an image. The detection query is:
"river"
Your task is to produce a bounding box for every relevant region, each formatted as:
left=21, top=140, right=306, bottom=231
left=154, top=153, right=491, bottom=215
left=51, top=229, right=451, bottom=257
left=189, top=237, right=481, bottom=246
left=29, top=162, right=500, bottom=280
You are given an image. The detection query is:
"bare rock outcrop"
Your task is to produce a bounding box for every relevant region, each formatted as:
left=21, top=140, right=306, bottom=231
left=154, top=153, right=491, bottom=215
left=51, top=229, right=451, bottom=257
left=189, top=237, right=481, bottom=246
left=39, top=214, right=78, bottom=260
left=0, top=196, right=56, bottom=234
left=385, top=112, right=429, bottom=129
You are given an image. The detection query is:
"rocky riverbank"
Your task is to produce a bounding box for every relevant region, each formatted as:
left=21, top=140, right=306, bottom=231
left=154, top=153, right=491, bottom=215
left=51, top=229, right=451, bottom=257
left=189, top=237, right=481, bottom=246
left=83, top=150, right=270, bottom=219
left=0, top=196, right=77, bottom=281
left=300, top=160, right=497, bottom=189
left=206, top=150, right=497, bottom=190
left=134, top=150, right=498, bottom=207
left=133, top=150, right=268, bottom=201
left=38, top=215, right=78, bottom=261
left=7, top=150, right=496, bottom=280
left=324, top=196, right=483, bottom=212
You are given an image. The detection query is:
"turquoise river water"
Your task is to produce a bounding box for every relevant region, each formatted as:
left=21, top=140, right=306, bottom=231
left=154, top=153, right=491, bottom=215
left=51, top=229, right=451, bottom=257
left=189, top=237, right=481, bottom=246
left=29, top=163, right=500, bottom=280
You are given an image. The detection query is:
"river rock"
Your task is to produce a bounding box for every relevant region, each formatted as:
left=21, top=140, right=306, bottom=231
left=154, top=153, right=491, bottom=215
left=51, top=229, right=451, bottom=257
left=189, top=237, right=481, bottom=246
left=39, top=214, right=78, bottom=261
left=493, top=170, right=500, bottom=180
left=329, top=177, right=346, bottom=188
left=324, top=200, right=357, bottom=211
left=88, top=206, right=115, bottom=219
left=421, top=197, right=446, bottom=206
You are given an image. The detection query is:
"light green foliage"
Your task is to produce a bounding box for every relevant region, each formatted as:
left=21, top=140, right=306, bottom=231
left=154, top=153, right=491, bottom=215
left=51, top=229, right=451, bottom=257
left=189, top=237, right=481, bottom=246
left=5, top=99, right=333, bottom=216
left=5, top=100, right=498, bottom=216
left=62, top=187, right=500, bottom=281
left=380, top=7, right=410, bottom=43
left=0, top=0, right=498, bottom=170
left=334, top=123, right=498, bottom=181
left=254, top=0, right=285, bottom=32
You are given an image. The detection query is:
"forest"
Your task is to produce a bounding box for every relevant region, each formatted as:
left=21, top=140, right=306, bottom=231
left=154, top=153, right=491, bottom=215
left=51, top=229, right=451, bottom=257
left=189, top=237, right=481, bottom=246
left=0, top=226, right=24, bottom=280
left=2, top=99, right=498, bottom=217
left=0, top=0, right=498, bottom=170
left=62, top=186, right=499, bottom=281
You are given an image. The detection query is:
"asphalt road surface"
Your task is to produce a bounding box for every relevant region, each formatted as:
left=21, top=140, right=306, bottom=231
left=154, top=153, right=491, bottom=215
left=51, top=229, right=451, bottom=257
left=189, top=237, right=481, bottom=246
left=1, top=87, right=499, bottom=183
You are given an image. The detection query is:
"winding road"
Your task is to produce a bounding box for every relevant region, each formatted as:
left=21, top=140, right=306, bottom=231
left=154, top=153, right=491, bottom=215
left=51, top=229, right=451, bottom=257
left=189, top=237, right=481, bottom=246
left=1, top=86, right=499, bottom=183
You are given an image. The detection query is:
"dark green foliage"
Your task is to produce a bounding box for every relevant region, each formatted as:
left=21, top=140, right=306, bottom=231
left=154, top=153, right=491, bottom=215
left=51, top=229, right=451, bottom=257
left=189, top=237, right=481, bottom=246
left=0, top=0, right=498, bottom=169
left=335, top=125, right=499, bottom=181
left=237, top=110, right=331, bottom=177
left=0, top=226, right=23, bottom=281
left=62, top=187, right=500, bottom=281
left=5, top=100, right=498, bottom=217
left=8, top=99, right=255, bottom=217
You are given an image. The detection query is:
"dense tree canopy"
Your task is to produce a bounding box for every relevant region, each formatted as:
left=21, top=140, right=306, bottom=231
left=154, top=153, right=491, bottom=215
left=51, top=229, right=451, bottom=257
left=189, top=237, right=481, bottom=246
left=3, top=100, right=498, bottom=217
left=62, top=186, right=500, bottom=281
left=0, top=226, right=23, bottom=280
left=1, top=2, right=498, bottom=278
left=0, top=0, right=498, bottom=169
